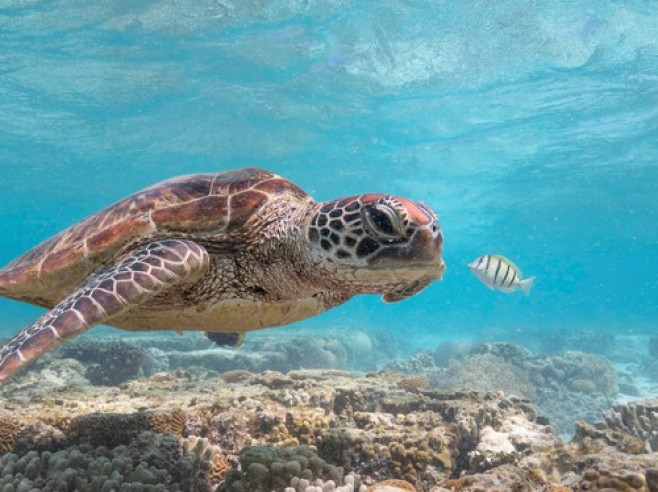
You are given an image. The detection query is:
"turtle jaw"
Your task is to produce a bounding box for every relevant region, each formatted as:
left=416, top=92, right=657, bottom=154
left=351, top=258, right=445, bottom=287
left=345, top=223, right=445, bottom=299
left=365, top=257, right=445, bottom=279
left=363, top=226, right=445, bottom=293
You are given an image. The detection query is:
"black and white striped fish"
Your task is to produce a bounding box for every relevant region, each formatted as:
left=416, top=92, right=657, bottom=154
left=468, top=255, right=534, bottom=295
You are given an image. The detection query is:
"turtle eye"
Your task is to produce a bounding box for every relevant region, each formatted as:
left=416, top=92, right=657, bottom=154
left=364, top=204, right=403, bottom=239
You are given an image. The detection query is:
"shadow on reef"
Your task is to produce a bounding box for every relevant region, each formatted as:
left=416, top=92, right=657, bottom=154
left=14, top=328, right=398, bottom=388
left=1, top=354, right=658, bottom=491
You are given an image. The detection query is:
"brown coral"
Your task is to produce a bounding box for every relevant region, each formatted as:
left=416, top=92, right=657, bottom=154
left=220, top=370, right=255, bottom=383
left=435, top=478, right=462, bottom=490
left=601, top=400, right=658, bottom=452
left=282, top=409, right=332, bottom=446
left=397, top=375, right=429, bottom=392
left=182, top=435, right=231, bottom=485
left=366, top=479, right=416, bottom=491
left=0, top=417, right=20, bottom=454
left=68, top=409, right=187, bottom=447
left=581, top=466, right=648, bottom=491
left=147, top=409, right=187, bottom=436
left=209, top=452, right=230, bottom=483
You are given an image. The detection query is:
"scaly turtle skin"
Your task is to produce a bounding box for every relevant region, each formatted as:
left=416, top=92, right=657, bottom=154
left=0, top=168, right=445, bottom=382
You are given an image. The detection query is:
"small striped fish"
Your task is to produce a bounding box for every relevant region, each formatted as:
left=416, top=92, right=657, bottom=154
left=468, top=255, right=534, bottom=295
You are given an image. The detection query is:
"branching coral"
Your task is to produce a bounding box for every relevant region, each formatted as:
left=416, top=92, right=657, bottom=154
left=602, top=400, right=658, bottom=452
left=182, top=435, right=231, bottom=486
left=58, top=339, right=148, bottom=385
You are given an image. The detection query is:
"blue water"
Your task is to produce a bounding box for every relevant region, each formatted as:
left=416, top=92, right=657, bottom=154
left=1, top=0, right=657, bottom=351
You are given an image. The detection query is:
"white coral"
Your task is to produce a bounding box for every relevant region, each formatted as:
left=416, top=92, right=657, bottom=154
left=286, top=472, right=367, bottom=492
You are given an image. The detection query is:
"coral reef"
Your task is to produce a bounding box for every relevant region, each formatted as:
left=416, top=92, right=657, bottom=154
left=432, top=340, right=476, bottom=368
left=67, top=410, right=187, bottom=447
left=0, top=417, right=19, bottom=454
left=64, top=330, right=394, bottom=379
left=1, top=366, right=562, bottom=490
left=0, top=334, right=655, bottom=491
left=532, top=328, right=617, bottom=356
left=396, top=375, right=429, bottom=392
left=467, top=342, right=532, bottom=366
left=384, top=353, right=435, bottom=375
left=365, top=479, right=415, bottom=491
left=0, top=432, right=212, bottom=491
left=0, top=357, right=90, bottom=397
left=141, top=348, right=171, bottom=376
left=582, top=400, right=658, bottom=453
left=580, top=463, right=650, bottom=491
left=280, top=471, right=366, bottom=492
left=569, top=413, right=658, bottom=492
left=182, top=436, right=231, bottom=487
left=436, top=353, right=536, bottom=400
left=219, top=445, right=344, bottom=492
left=0, top=329, right=402, bottom=397
left=58, top=340, right=150, bottom=385
left=399, top=342, right=620, bottom=436
left=539, top=351, right=618, bottom=396
left=531, top=351, right=619, bottom=436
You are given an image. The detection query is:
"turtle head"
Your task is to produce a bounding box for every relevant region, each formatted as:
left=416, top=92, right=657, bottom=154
left=305, top=194, right=445, bottom=302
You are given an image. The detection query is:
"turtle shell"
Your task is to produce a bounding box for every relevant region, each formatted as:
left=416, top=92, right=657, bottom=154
left=0, top=167, right=311, bottom=306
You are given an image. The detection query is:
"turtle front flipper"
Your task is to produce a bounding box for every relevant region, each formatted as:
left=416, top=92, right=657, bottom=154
left=204, top=331, right=245, bottom=348
left=0, top=239, right=209, bottom=383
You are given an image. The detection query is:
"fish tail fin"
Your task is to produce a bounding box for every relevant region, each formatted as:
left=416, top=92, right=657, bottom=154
left=519, top=277, right=535, bottom=296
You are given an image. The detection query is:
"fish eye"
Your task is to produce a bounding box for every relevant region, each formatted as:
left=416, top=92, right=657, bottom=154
left=364, top=204, right=403, bottom=238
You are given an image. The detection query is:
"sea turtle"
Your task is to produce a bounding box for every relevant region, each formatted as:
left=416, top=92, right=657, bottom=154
left=0, top=168, right=445, bottom=382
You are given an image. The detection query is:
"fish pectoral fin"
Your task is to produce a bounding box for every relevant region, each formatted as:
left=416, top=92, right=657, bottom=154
left=204, top=331, right=245, bottom=348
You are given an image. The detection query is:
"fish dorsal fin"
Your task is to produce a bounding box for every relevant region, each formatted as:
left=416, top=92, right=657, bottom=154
left=491, top=255, right=522, bottom=276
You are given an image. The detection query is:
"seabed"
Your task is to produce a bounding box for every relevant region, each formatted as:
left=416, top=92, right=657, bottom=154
left=0, top=332, right=657, bottom=491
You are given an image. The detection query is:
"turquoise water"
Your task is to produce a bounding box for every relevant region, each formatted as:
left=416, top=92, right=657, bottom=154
left=1, top=0, right=657, bottom=351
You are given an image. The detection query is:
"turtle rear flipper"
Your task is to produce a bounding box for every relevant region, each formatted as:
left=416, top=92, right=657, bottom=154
left=0, top=239, right=209, bottom=382
left=205, top=331, right=245, bottom=348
